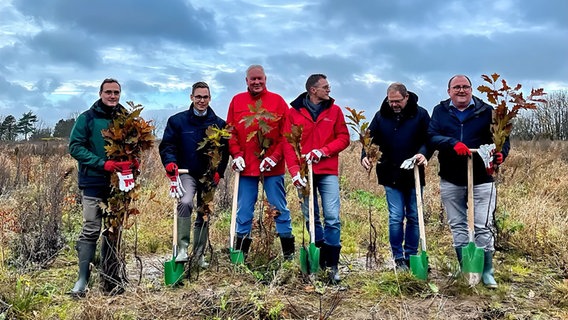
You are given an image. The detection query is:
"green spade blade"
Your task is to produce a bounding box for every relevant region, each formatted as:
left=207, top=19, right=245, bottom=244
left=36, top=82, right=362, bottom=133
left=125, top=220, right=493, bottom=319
left=410, top=250, right=429, bottom=280
left=299, top=246, right=309, bottom=274
left=308, top=243, right=320, bottom=274
left=164, top=258, right=185, bottom=286
left=229, top=248, right=244, bottom=265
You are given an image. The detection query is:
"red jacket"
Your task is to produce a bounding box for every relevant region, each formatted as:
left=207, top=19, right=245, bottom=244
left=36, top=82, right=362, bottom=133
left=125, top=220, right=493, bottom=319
left=283, top=93, right=350, bottom=176
left=227, top=89, right=289, bottom=177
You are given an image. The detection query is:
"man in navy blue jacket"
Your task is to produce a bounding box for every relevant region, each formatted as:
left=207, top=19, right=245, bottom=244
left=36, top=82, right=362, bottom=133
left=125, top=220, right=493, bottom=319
left=428, top=75, right=509, bottom=288
left=361, top=82, right=432, bottom=271
left=159, top=81, right=229, bottom=268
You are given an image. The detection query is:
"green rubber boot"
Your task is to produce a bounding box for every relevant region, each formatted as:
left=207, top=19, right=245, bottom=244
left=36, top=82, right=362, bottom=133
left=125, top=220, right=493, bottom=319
left=193, top=224, right=209, bottom=268
left=70, top=241, right=96, bottom=297
left=176, top=217, right=191, bottom=263
left=482, top=251, right=498, bottom=289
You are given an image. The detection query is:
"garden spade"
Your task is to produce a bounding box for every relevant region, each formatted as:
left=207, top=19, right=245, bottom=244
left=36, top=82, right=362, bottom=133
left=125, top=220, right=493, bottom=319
left=229, top=172, right=244, bottom=264
left=300, top=163, right=320, bottom=274
left=462, top=152, right=484, bottom=286
left=164, top=201, right=185, bottom=286
left=409, top=165, right=429, bottom=280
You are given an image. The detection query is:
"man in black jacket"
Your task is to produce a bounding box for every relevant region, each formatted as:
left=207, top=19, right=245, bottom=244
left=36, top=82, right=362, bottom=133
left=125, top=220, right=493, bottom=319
left=159, top=81, right=229, bottom=268
left=361, top=82, right=432, bottom=270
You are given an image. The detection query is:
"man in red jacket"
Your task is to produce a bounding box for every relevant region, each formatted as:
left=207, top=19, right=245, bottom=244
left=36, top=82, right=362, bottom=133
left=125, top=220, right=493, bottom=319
left=283, top=74, right=350, bottom=282
left=226, top=65, right=294, bottom=261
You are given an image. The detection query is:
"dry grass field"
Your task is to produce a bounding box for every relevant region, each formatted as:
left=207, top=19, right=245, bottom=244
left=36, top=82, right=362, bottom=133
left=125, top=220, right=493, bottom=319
left=0, top=139, right=567, bottom=319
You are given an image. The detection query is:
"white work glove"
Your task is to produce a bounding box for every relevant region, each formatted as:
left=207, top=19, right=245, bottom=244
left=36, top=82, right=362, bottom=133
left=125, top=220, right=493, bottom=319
left=259, top=156, right=277, bottom=172
left=168, top=176, right=186, bottom=198
left=231, top=156, right=246, bottom=172
left=478, top=143, right=496, bottom=170
left=305, top=149, right=324, bottom=165
left=400, top=155, right=417, bottom=170
left=117, top=172, right=135, bottom=192
left=292, top=172, right=307, bottom=189
left=361, top=157, right=371, bottom=170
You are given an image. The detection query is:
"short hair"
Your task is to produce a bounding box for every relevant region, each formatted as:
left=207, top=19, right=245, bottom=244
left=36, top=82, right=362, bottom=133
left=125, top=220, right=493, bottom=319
left=387, top=82, right=408, bottom=97
left=305, top=74, right=327, bottom=92
left=447, top=75, right=472, bottom=89
left=246, top=65, right=265, bottom=78
left=99, top=78, right=121, bottom=93
left=191, top=81, right=210, bottom=95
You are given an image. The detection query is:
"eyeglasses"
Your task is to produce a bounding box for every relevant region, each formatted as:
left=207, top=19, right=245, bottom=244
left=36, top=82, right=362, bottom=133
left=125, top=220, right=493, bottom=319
left=315, top=85, right=331, bottom=91
left=193, top=95, right=210, bottom=100
left=388, top=96, right=407, bottom=104
left=451, top=85, right=472, bottom=92
left=103, top=90, right=120, bottom=95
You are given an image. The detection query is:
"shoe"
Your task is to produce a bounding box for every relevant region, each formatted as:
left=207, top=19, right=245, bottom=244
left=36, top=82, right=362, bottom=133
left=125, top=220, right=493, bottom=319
left=395, top=258, right=409, bottom=271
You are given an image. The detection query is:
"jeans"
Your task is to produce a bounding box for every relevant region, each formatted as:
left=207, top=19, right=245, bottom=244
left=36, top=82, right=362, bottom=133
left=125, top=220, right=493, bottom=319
left=236, top=175, right=293, bottom=237
left=178, top=174, right=206, bottom=227
left=299, top=174, right=341, bottom=246
left=384, top=186, right=420, bottom=260
left=440, top=179, right=495, bottom=251
left=78, top=194, right=103, bottom=244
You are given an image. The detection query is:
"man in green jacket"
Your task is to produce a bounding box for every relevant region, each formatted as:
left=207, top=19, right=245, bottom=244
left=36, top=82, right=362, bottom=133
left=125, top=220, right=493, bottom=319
left=68, top=78, right=137, bottom=297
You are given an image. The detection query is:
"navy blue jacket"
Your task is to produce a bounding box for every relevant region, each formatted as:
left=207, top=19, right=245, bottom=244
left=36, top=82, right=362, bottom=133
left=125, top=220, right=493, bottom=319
left=365, top=92, right=432, bottom=190
left=428, top=96, right=510, bottom=186
left=159, top=105, right=229, bottom=180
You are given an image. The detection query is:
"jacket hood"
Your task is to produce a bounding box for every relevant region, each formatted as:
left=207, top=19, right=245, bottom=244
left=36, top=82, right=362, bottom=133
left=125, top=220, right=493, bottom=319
left=290, top=92, right=335, bottom=111
left=91, top=99, right=125, bottom=119
left=379, top=91, right=419, bottom=118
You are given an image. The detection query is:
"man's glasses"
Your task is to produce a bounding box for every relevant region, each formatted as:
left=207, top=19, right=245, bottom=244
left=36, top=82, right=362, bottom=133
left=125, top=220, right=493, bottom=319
left=388, top=96, right=408, bottom=105
left=193, top=95, right=210, bottom=100
left=451, top=85, right=472, bottom=92
left=315, top=85, right=331, bottom=91
left=103, top=90, right=120, bottom=95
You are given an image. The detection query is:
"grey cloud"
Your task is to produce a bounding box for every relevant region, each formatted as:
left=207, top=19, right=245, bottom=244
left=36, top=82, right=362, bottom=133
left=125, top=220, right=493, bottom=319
left=13, top=0, right=220, bottom=47
left=27, top=30, right=100, bottom=67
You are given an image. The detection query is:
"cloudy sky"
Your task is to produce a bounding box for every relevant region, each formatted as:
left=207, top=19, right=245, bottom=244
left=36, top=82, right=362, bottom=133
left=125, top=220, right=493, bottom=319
left=1, top=0, right=566, bottom=135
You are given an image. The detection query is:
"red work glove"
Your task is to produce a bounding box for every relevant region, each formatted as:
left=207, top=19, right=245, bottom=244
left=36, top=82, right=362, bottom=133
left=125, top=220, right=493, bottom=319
left=305, top=149, right=324, bottom=164
left=453, top=142, right=471, bottom=156
left=213, top=172, right=221, bottom=186
left=292, top=172, right=307, bottom=189
left=104, top=160, right=122, bottom=172
left=493, top=152, right=503, bottom=165
left=259, top=156, right=277, bottom=172
left=131, top=158, right=140, bottom=170
left=165, top=163, right=185, bottom=198
left=165, top=162, right=178, bottom=178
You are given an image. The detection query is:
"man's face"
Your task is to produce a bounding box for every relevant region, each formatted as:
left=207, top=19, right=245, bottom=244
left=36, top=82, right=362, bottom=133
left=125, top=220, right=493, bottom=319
left=246, top=68, right=267, bottom=94
left=191, top=87, right=210, bottom=112
left=448, top=76, right=473, bottom=109
left=387, top=90, right=408, bottom=113
left=311, top=78, right=331, bottom=103
left=99, top=82, right=121, bottom=107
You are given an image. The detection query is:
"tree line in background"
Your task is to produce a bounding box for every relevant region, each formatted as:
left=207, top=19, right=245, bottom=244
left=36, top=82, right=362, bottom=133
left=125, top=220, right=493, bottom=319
left=0, top=90, right=565, bottom=142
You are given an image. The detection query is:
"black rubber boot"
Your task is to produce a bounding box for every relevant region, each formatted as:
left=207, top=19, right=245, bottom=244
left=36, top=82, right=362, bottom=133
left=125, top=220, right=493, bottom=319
left=235, top=236, right=253, bottom=261
left=326, top=245, right=342, bottom=283
left=279, top=236, right=295, bottom=261
left=100, top=232, right=125, bottom=295
left=455, top=247, right=464, bottom=268
left=70, top=241, right=96, bottom=297
left=318, top=243, right=328, bottom=270
left=193, top=224, right=209, bottom=268
left=176, top=217, right=191, bottom=262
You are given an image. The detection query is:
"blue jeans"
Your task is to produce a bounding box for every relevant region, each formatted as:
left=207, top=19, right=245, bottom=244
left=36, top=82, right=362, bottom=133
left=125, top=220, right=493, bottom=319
left=299, top=174, right=341, bottom=246
left=384, top=186, right=420, bottom=260
left=236, top=175, right=293, bottom=237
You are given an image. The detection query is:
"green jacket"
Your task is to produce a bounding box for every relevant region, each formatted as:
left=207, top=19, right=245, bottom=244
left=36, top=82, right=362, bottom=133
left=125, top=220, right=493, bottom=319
left=69, top=99, right=125, bottom=195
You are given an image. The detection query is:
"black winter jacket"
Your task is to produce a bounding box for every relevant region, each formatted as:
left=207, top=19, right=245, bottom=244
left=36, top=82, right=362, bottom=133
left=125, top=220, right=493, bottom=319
left=159, top=105, right=229, bottom=180
left=365, top=92, right=432, bottom=190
